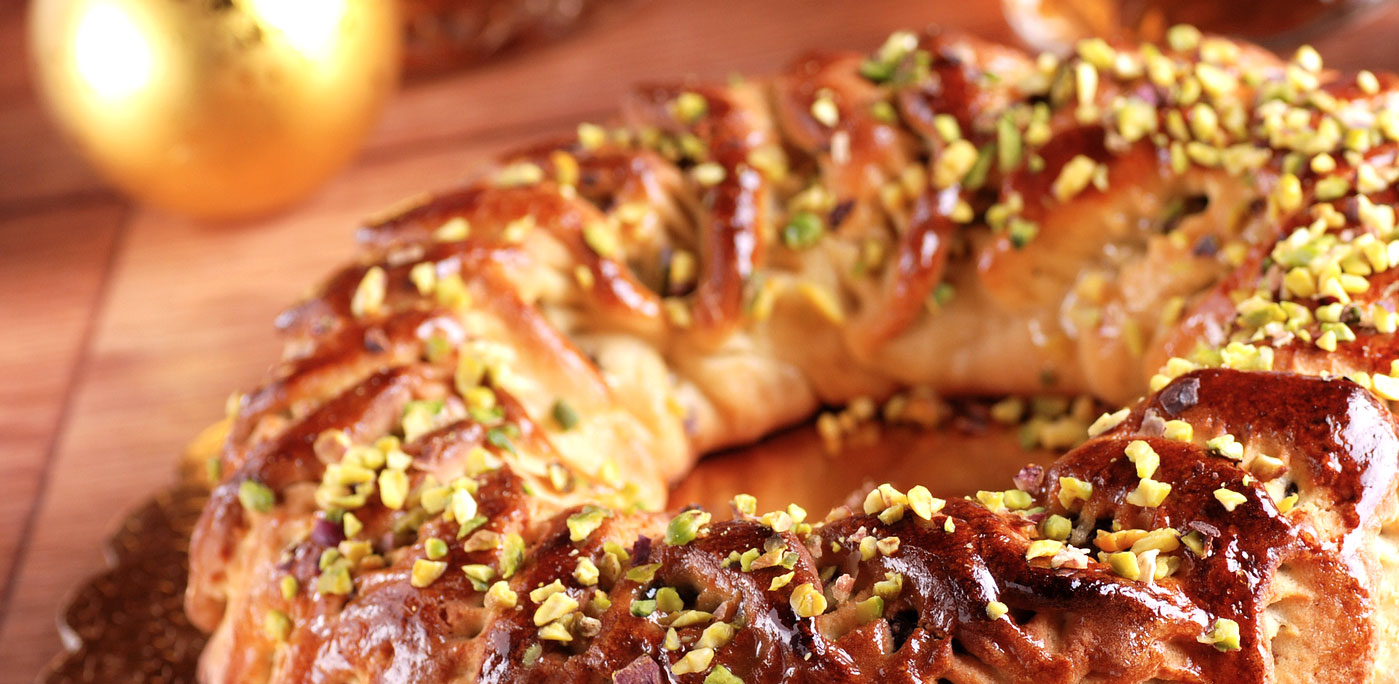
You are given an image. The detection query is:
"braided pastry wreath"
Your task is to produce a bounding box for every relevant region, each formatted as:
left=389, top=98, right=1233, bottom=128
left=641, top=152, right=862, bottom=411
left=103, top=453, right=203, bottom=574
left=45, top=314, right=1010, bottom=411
left=186, top=26, right=1399, bottom=683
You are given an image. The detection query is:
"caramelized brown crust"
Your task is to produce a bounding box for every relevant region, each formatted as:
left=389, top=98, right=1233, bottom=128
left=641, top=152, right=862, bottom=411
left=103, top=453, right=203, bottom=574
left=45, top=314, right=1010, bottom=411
left=189, top=27, right=1399, bottom=683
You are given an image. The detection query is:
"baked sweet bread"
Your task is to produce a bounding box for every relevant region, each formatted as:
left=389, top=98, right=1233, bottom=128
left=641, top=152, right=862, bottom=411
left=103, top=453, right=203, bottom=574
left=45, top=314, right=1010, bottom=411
left=186, top=26, right=1399, bottom=682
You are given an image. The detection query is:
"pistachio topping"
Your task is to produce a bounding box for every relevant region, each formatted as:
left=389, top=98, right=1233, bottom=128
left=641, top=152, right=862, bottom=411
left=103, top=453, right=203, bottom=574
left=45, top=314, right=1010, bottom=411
left=692, top=162, right=727, bottom=186
left=264, top=609, right=292, bottom=641
left=1199, top=617, right=1242, bottom=651
left=534, top=591, right=579, bottom=626
left=238, top=479, right=275, bottom=513
left=485, top=580, right=517, bottom=609
left=1124, top=440, right=1160, bottom=479
left=1057, top=476, right=1093, bottom=508
left=1125, top=478, right=1172, bottom=507
left=1087, top=408, right=1130, bottom=436
left=1214, top=488, right=1248, bottom=511
left=350, top=266, right=386, bottom=318
left=672, top=647, right=716, bottom=675
left=1161, top=420, right=1193, bottom=442
left=810, top=92, right=840, bottom=127
left=410, top=559, right=448, bottom=588
left=782, top=211, right=825, bottom=249
left=790, top=582, right=828, bottom=618
left=671, top=92, right=708, bottom=124
left=551, top=399, right=580, bottom=430
left=704, top=665, right=744, bottom=684
left=666, top=509, right=712, bottom=545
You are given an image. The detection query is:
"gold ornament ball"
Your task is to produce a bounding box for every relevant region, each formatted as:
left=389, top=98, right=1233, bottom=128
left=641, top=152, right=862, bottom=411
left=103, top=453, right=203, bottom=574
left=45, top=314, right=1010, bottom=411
left=29, top=0, right=402, bottom=220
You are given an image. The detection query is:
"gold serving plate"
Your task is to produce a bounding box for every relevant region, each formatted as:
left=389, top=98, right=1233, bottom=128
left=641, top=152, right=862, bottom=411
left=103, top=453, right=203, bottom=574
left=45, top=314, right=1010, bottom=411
left=41, top=412, right=1051, bottom=682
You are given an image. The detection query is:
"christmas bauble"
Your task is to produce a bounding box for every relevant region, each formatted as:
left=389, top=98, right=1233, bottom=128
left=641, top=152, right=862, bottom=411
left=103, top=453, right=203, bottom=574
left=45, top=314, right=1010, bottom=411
left=30, top=0, right=401, bottom=220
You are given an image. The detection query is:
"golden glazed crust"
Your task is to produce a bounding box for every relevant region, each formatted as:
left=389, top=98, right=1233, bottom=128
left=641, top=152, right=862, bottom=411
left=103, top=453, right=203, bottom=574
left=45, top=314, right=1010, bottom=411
left=189, top=27, right=1399, bottom=683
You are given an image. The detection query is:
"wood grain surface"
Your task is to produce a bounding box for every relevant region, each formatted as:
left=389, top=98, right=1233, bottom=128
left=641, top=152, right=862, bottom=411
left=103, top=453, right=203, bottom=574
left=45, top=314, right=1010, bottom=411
left=5, top=1, right=1399, bottom=682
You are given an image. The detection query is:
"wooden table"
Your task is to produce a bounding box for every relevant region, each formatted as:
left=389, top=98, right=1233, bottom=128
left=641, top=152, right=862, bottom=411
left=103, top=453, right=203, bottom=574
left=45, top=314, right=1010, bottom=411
left=4, top=2, right=1399, bottom=681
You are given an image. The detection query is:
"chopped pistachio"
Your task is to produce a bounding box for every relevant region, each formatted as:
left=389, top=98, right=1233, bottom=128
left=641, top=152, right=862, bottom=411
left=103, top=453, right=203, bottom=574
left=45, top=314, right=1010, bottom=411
left=1126, top=478, right=1172, bottom=507
left=630, top=598, right=657, bottom=617
left=1359, top=70, right=1381, bottom=95
left=424, top=537, right=448, bottom=560
left=238, top=480, right=275, bottom=513
left=409, top=262, right=437, bottom=296
left=350, top=266, right=387, bottom=318
left=485, top=580, right=517, bottom=609
left=985, top=600, right=1009, bottom=620
left=538, top=620, right=573, bottom=642
left=704, top=665, right=744, bottom=684
left=695, top=621, right=735, bottom=650
left=732, top=494, right=758, bottom=517
left=279, top=575, right=300, bottom=600
left=906, top=485, right=944, bottom=520
left=433, top=217, right=470, bottom=241
left=583, top=222, right=620, bottom=259
left=1372, top=373, right=1399, bottom=401
left=1125, top=440, right=1161, bottom=479
left=264, top=609, right=292, bottom=641
left=1057, top=477, right=1093, bottom=508
left=976, top=490, right=1005, bottom=512
left=692, top=163, right=726, bottom=186
left=1199, top=617, right=1242, bottom=651
left=811, top=94, right=840, bottom=127
left=1160, top=420, right=1193, bottom=443
left=1087, top=408, right=1130, bottom=437
left=1131, top=528, right=1180, bottom=554
left=379, top=469, right=409, bottom=510
left=1214, top=488, right=1247, bottom=512
left=1003, top=489, right=1033, bottom=510
left=873, top=572, right=904, bottom=600
left=1026, top=539, right=1064, bottom=560
left=782, top=211, right=825, bottom=249
left=626, top=563, right=661, bottom=584
left=671, top=92, right=708, bottom=124
left=530, top=580, right=565, bottom=603
left=856, top=595, right=885, bottom=623
left=317, top=565, right=352, bottom=596
left=1107, top=550, right=1141, bottom=580
left=534, top=591, right=579, bottom=626
left=572, top=558, right=599, bottom=586
left=494, top=162, right=543, bottom=187
left=499, top=533, right=525, bottom=578
left=576, top=122, right=607, bottom=150
left=551, top=399, right=580, bottom=431
left=410, top=559, right=448, bottom=588
left=463, top=564, right=496, bottom=591
left=566, top=506, right=610, bottom=542
left=450, top=489, right=478, bottom=525
left=666, top=510, right=712, bottom=545
left=1206, top=434, right=1244, bottom=461
left=655, top=587, right=684, bottom=613
left=672, top=647, right=715, bottom=675
left=1053, top=155, right=1099, bottom=202
left=934, top=139, right=980, bottom=190
left=1001, top=110, right=1024, bottom=172
left=1042, top=514, right=1072, bottom=541
left=790, top=582, right=828, bottom=618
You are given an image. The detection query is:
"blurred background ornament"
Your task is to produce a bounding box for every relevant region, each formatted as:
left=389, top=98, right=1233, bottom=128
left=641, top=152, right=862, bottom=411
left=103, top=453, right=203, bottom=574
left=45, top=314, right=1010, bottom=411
left=1003, top=0, right=1394, bottom=54
left=28, top=0, right=401, bottom=221
left=400, top=0, right=630, bottom=75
